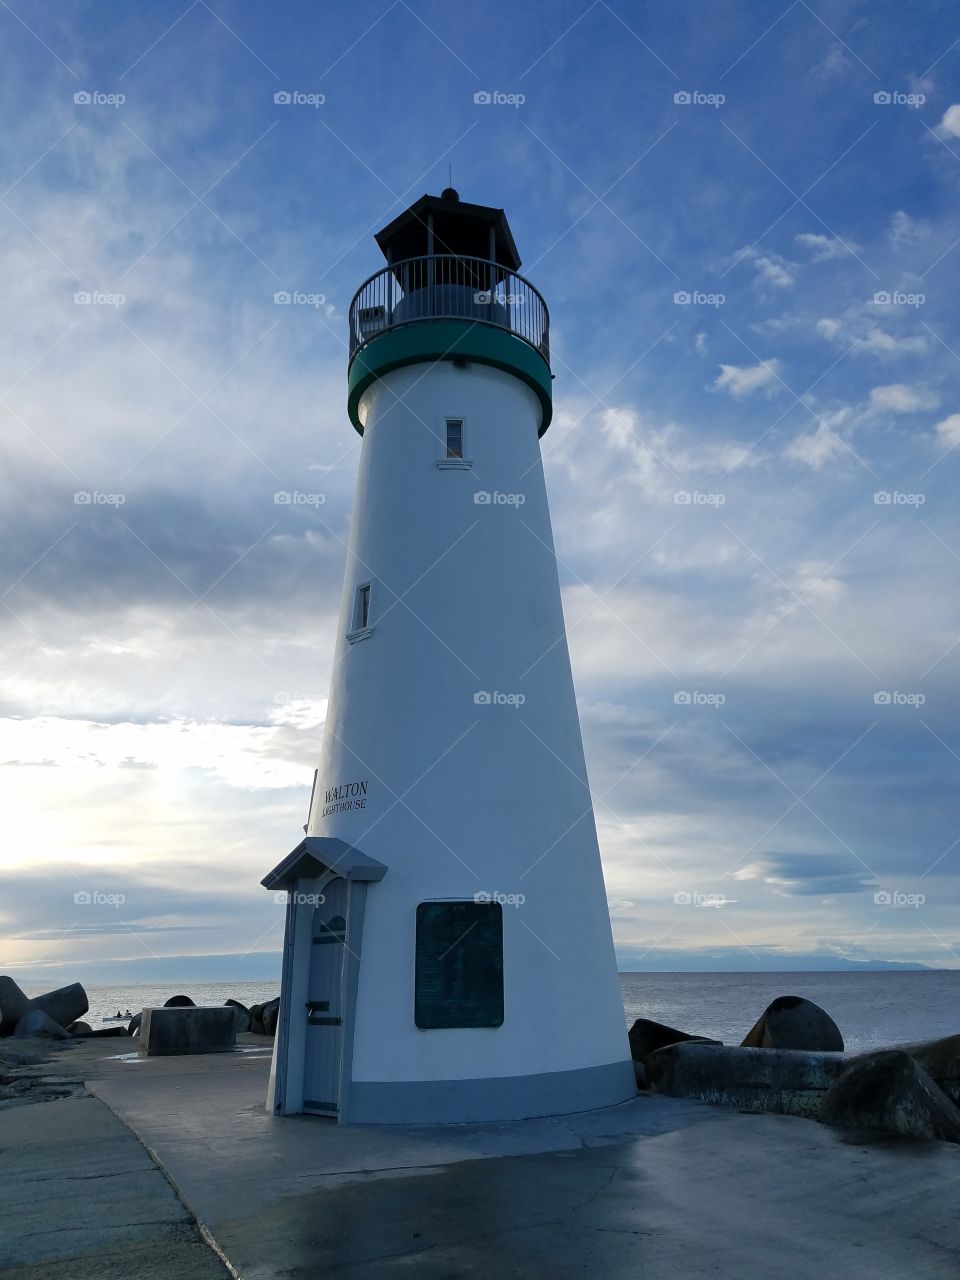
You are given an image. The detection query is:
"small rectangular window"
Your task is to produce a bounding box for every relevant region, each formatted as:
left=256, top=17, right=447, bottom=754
left=445, top=418, right=464, bottom=459
left=415, top=901, right=504, bottom=1029
left=355, top=582, right=371, bottom=631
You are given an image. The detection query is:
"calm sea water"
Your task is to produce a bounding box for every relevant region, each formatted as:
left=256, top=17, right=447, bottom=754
left=67, top=971, right=959, bottom=1053
left=619, top=971, right=960, bottom=1054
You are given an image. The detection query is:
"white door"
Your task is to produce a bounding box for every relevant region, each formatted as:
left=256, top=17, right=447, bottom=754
left=302, top=878, right=347, bottom=1116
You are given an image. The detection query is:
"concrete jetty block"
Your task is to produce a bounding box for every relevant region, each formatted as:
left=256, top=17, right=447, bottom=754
left=13, top=1011, right=70, bottom=1040
left=138, top=1006, right=237, bottom=1057
left=647, top=1042, right=846, bottom=1117
left=30, top=983, right=89, bottom=1030
left=0, top=977, right=32, bottom=1034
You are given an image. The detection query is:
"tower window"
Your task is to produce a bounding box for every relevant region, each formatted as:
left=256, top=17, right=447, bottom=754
left=445, top=418, right=464, bottom=459
left=354, top=582, right=371, bottom=631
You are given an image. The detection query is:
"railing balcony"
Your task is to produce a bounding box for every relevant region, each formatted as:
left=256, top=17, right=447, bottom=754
left=348, top=254, right=550, bottom=367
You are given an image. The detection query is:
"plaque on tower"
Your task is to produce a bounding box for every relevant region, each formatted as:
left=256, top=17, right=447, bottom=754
left=414, top=901, right=504, bottom=1029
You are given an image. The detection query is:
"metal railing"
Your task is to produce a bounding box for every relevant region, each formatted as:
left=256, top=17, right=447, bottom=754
left=348, top=255, right=550, bottom=366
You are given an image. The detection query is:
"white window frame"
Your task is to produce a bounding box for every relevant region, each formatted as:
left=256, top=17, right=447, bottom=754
left=436, top=415, right=472, bottom=470
left=347, top=581, right=374, bottom=643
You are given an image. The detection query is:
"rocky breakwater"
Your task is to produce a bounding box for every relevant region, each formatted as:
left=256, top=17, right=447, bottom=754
left=633, top=997, right=960, bottom=1144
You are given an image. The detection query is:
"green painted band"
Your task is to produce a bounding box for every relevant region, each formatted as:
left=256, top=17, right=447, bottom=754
left=346, top=320, right=553, bottom=435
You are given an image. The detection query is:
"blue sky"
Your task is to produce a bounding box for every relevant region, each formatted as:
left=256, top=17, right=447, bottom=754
left=2, top=0, right=959, bottom=981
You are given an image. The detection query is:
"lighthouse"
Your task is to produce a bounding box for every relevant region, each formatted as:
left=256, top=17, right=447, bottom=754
left=262, top=189, right=634, bottom=1124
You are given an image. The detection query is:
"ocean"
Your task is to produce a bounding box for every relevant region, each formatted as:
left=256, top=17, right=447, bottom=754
left=64, top=971, right=959, bottom=1052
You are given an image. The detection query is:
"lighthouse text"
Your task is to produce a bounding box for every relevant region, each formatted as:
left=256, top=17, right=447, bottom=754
left=322, top=779, right=369, bottom=817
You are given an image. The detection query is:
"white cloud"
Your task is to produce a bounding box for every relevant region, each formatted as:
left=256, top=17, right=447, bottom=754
left=936, top=104, right=960, bottom=138
left=816, top=318, right=926, bottom=357
left=868, top=384, right=940, bottom=413
left=712, top=359, right=783, bottom=398
left=0, top=717, right=312, bottom=789
left=796, top=233, right=858, bottom=261
left=788, top=414, right=849, bottom=471
left=934, top=413, right=960, bottom=447
left=890, top=210, right=927, bottom=247
left=694, top=331, right=708, bottom=356
left=731, top=245, right=795, bottom=288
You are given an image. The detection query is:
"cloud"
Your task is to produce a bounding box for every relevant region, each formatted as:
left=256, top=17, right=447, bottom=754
left=733, top=852, right=876, bottom=897
left=936, top=105, right=960, bottom=138
left=868, top=384, right=941, bottom=414
left=796, top=233, right=858, bottom=261
left=785, top=418, right=849, bottom=470
left=815, top=318, right=926, bottom=357
left=890, top=210, right=928, bottom=247
left=712, top=359, right=783, bottom=398
left=0, top=713, right=323, bottom=789
left=733, top=245, right=795, bottom=288
left=694, top=331, right=708, bottom=356
left=934, top=414, right=960, bottom=447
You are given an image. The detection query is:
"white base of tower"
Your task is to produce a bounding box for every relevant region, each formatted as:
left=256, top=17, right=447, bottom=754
left=347, top=1060, right=637, bottom=1125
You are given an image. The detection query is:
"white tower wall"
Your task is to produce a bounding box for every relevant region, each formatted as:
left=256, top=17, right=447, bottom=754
left=304, top=359, right=633, bottom=1121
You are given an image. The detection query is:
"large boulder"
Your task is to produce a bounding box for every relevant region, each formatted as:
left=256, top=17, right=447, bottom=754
left=128, top=1012, right=143, bottom=1036
left=163, top=994, right=195, bottom=1008
left=224, top=999, right=252, bottom=1032
left=822, top=1049, right=960, bottom=1143
left=647, top=1041, right=846, bottom=1118
left=261, top=997, right=280, bottom=1037
left=13, top=1011, right=70, bottom=1040
left=248, top=1003, right=266, bottom=1035
left=741, top=996, right=843, bottom=1052
left=67, top=1021, right=93, bottom=1036
left=0, top=977, right=31, bottom=1034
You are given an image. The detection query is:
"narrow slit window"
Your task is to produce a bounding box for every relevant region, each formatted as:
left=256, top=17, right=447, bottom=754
left=355, top=582, right=371, bottom=631
left=445, top=418, right=464, bottom=459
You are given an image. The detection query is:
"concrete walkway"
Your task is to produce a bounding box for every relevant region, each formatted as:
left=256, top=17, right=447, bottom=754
left=64, top=1037, right=960, bottom=1278
left=0, top=1091, right=228, bottom=1279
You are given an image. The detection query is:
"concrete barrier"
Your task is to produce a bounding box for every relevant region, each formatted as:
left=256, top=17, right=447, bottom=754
left=138, top=1006, right=237, bottom=1057
left=647, top=1042, right=846, bottom=1117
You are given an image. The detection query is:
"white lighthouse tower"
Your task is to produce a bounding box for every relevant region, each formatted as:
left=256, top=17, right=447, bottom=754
left=263, top=189, right=634, bottom=1124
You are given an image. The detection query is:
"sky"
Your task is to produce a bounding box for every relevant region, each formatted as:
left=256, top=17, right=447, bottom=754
left=1, top=0, right=959, bottom=983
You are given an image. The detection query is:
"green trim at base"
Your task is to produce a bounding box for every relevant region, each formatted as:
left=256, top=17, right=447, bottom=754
left=347, top=320, right=553, bottom=435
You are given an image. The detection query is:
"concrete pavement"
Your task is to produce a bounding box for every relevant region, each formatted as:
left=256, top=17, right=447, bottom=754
left=0, top=1090, right=229, bottom=1279
left=69, top=1037, right=960, bottom=1278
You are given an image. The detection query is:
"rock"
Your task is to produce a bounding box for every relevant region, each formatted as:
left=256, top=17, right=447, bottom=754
left=261, top=997, right=280, bottom=1036
left=822, top=1049, right=960, bottom=1143
left=628, top=1017, right=721, bottom=1062
left=128, top=1012, right=143, bottom=1036
left=741, top=996, right=843, bottom=1052
left=0, top=977, right=31, bottom=1034
left=163, top=994, right=196, bottom=1008
left=30, top=982, right=88, bottom=1029
left=78, top=1026, right=130, bottom=1038
left=248, top=1003, right=266, bottom=1035
left=889, top=1034, right=960, bottom=1106
left=13, top=1011, right=70, bottom=1040
left=67, top=1021, right=93, bottom=1036
left=225, top=999, right=252, bottom=1032
left=647, top=1041, right=846, bottom=1118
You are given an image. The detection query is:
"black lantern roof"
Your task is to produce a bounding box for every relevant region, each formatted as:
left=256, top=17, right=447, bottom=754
left=374, top=188, right=521, bottom=273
